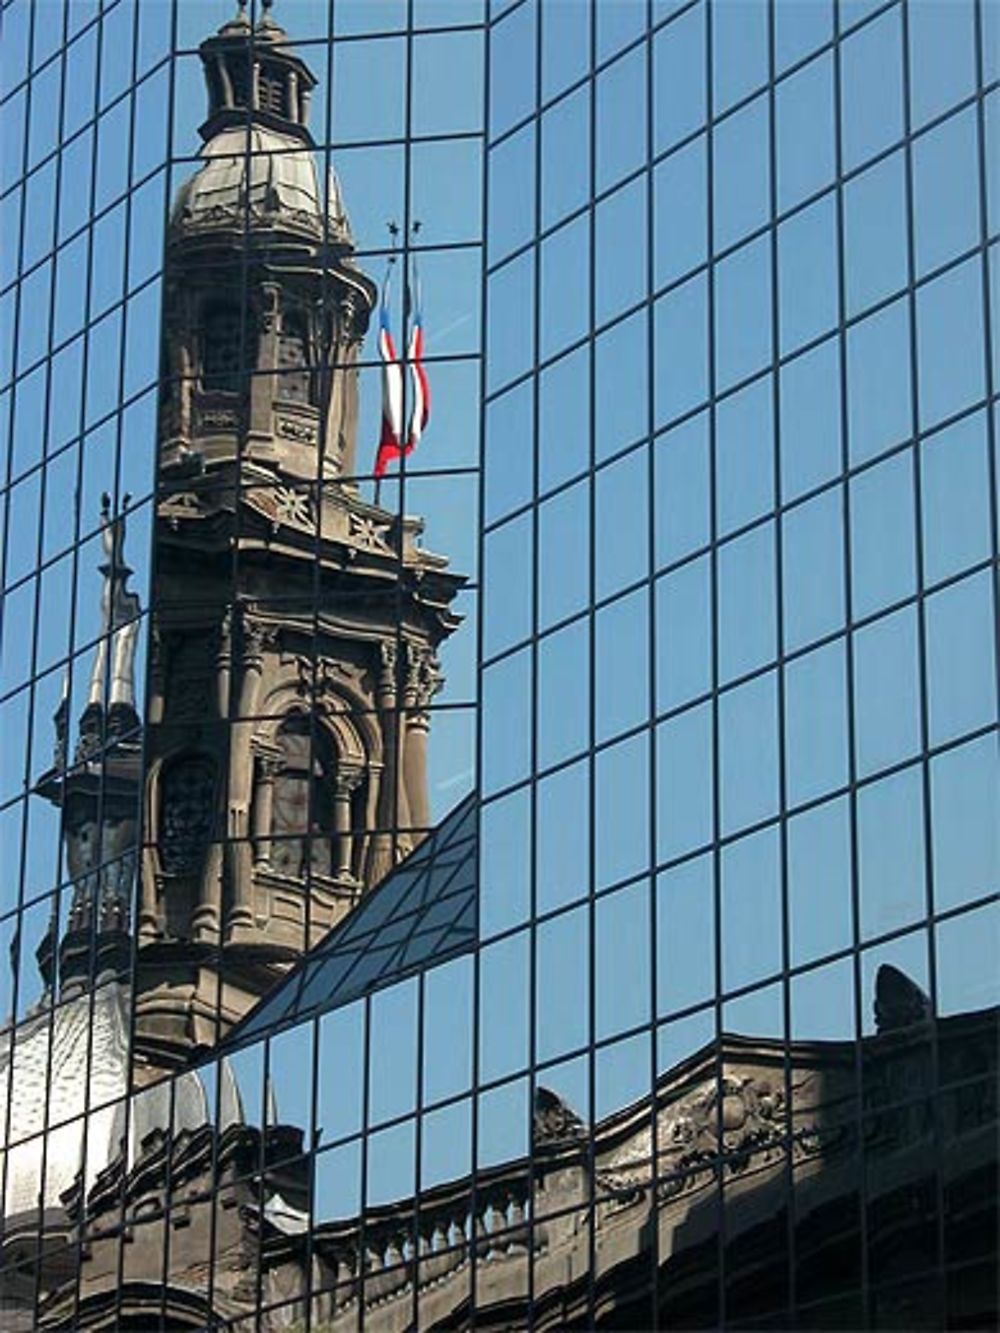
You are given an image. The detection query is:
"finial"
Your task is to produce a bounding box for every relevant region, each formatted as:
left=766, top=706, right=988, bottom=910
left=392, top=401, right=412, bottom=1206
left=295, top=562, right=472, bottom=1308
left=221, top=1, right=251, bottom=35
left=255, top=0, right=282, bottom=37
left=386, top=220, right=400, bottom=266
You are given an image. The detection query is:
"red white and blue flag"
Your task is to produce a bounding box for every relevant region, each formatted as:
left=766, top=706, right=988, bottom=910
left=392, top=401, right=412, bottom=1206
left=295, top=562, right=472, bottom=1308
left=406, top=292, right=430, bottom=456
left=374, top=273, right=405, bottom=479
left=374, top=257, right=430, bottom=479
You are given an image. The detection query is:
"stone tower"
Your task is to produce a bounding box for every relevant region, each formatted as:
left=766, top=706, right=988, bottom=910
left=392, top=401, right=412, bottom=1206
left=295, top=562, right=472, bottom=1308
left=35, top=496, right=143, bottom=998
left=133, top=3, right=462, bottom=1075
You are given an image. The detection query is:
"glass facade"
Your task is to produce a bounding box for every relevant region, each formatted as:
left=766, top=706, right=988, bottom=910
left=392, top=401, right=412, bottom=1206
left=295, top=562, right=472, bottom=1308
left=0, top=0, right=997, bottom=1328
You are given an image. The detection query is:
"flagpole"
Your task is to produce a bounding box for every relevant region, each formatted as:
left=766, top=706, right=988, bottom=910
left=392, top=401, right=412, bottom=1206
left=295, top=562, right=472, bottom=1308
left=374, top=221, right=400, bottom=510
left=395, top=219, right=421, bottom=515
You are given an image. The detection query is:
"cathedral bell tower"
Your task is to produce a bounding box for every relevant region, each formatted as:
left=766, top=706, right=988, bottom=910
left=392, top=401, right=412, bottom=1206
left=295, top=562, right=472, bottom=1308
left=133, top=2, right=463, bottom=1075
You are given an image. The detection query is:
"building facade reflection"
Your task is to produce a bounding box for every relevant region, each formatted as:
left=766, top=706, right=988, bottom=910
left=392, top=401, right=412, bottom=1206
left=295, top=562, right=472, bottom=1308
left=0, top=0, right=997, bottom=1329
left=134, top=6, right=463, bottom=1075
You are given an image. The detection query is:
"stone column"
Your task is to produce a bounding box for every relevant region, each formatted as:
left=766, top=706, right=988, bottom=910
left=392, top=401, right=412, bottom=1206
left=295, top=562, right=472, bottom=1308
left=402, top=645, right=441, bottom=834
left=326, top=290, right=362, bottom=479
left=215, top=54, right=233, bottom=108
left=403, top=713, right=431, bottom=831
left=251, top=753, right=280, bottom=868
left=140, top=632, right=167, bottom=940
left=225, top=615, right=269, bottom=941
left=147, top=626, right=166, bottom=727
left=192, top=613, right=232, bottom=944
left=176, top=302, right=194, bottom=440
left=368, top=640, right=409, bottom=883
left=332, top=766, right=363, bottom=880
left=250, top=282, right=280, bottom=440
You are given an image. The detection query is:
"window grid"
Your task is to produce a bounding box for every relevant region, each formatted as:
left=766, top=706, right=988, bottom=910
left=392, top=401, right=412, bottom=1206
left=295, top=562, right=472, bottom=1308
left=0, top=2, right=995, bottom=1330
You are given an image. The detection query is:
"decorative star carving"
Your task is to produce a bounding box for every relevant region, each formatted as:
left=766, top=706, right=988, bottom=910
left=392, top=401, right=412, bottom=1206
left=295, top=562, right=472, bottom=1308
left=273, top=485, right=313, bottom=530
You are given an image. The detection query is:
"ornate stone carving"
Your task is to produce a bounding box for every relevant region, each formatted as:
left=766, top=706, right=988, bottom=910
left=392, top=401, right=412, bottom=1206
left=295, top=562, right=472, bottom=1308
left=333, top=765, right=364, bottom=800
left=275, top=417, right=316, bottom=444
left=377, top=639, right=398, bottom=697
left=875, top=963, right=932, bottom=1033
left=199, top=407, right=239, bottom=431
left=348, top=512, right=393, bottom=554
left=293, top=655, right=355, bottom=698
left=405, top=643, right=443, bottom=711
left=272, top=484, right=314, bottom=530
left=259, top=282, right=280, bottom=335
left=534, top=1088, right=587, bottom=1146
left=242, top=616, right=278, bottom=668
left=159, top=491, right=204, bottom=530
left=602, top=1072, right=792, bottom=1198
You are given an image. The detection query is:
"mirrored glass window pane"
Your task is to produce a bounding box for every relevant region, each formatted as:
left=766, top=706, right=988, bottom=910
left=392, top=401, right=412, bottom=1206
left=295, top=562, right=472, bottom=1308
left=858, top=765, right=927, bottom=941
left=788, top=795, right=853, bottom=966
left=925, top=571, right=997, bottom=748
left=930, top=735, right=1000, bottom=915
left=720, top=671, right=779, bottom=835
left=722, top=825, right=782, bottom=992
left=853, top=606, right=921, bottom=779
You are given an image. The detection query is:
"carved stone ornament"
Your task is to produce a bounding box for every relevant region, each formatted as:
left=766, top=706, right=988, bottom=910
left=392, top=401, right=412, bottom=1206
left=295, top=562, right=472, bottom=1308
left=294, top=655, right=355, bottom=698
left=405, top=643, right=443, bottom=710
left=333, top=765, right=364, bottom=799
left=259, top=283, right=280, bottom=335
left=175, top=200, right=326, bottom=240
left=199, top=407, right=240, bottom=431
left=603, top=1073, right=799, bottom=1198
left=272, top=484, right=314, bottom=530
left=242, top=617, right=279, bottom=665
left=534, top=1087, right=587, bottom=1146
left=377, top=639, right=398, bottom=695
left=159, top=491, right=204, bottom=530
left=348, top=512, right=393, bottom=554
left=276, top=417, right=317, bottom=445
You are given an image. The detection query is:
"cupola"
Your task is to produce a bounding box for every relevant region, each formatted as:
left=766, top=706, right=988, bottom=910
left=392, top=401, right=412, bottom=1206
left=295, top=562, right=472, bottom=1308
left=198, top=1, right=317, bottom=147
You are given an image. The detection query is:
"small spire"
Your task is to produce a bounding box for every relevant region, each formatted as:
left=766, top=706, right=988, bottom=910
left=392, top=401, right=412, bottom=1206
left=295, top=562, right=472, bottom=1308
left=219, top=1057, right=246, bottom=1131
left=85, top=496, right=142, bottom=719
left=52, top=668, right=70, bottom=767
left=256, top=0, right=284, bottom=38
left=220, top=0, right=251, bottom=34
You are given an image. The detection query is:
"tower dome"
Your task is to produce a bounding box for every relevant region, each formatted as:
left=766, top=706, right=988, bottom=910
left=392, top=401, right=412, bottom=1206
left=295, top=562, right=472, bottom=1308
left=170, top=1, right=352, bottom=247
left=170, top=124, right=352, bottom=245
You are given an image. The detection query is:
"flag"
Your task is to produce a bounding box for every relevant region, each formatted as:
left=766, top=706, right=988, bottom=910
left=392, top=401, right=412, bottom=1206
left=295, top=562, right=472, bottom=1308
left=406, top=265, right=430, bottom=455
left=373, top=254, right=430, bottom=479
left=374, top=272, right=404, bottom=479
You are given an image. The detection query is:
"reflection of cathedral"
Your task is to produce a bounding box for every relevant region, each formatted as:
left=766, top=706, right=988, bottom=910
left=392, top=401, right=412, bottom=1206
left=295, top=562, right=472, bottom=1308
left=1, top=6, right=997, bottom=1332
left=6, top=942, right=995, bottom=1329
left=132, top=3, right=463, bottom=1076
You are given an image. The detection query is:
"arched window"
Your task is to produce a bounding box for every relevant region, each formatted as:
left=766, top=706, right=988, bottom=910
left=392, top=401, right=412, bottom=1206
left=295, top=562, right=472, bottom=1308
left=277, top=310, right=311, bottom=403
left=270, top=715, right=333, bottom=876
left=160, top=755, right=216, bottom=875
left=202, top=303, right=255, bottom=394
